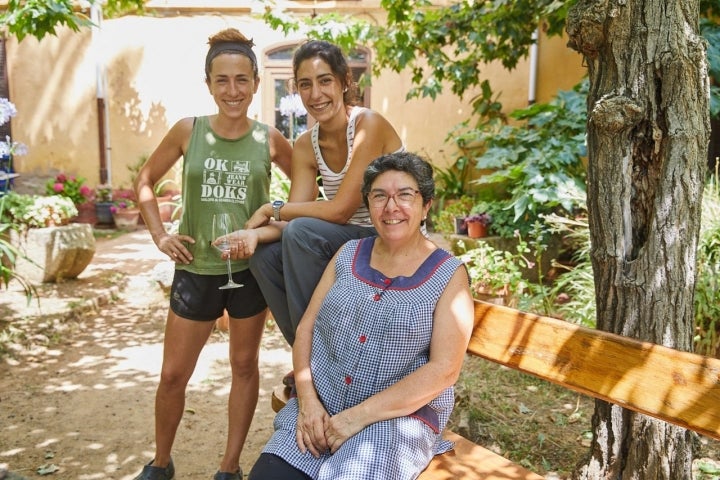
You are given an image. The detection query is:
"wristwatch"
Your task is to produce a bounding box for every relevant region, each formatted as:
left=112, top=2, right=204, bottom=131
left=272, top=200, right=284, bottom=221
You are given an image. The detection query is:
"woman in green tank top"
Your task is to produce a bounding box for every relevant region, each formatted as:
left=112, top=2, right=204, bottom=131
left=132, top=28, right=292, bottom=480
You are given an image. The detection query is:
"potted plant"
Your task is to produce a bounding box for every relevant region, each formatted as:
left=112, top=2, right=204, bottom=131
left=94, top=183, right=114, bottom=225
left=4, top=191, right=78, bottom=228
left=463, top=212, right=492, bottom=238
left=0, top=97, right=32, bottom=295
left=429, top=194, right=474, bottom=235
left=45, top=173, right=92, bottom=206
left=0, top=97, right=28, bottom=193
left=44, top=172, right=96, bottom=225
left=110, top=194, right=140, bottom=230
left=459, top=234, right=530, bottom=306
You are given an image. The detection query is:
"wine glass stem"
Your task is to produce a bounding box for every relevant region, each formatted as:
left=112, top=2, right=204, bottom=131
left=226, top=259, right=234, bottom=282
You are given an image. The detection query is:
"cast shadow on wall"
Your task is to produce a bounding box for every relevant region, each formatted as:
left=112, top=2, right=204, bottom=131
left=108, top=53, right=169, bottom=184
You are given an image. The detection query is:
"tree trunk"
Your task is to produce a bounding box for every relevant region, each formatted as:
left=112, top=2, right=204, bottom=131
left=566, top=1, right=710, bottom=478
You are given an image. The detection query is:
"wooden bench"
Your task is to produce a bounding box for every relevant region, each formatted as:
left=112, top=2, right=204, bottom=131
left=271, top=300, right=720, bottom=479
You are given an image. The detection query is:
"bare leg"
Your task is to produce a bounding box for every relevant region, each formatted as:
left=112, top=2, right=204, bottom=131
left=152, top=311, right=215, bottom=467
left=217, top=308, right=267, bottom=473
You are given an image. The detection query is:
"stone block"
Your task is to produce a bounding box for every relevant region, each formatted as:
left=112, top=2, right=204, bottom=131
left=11, top=223, right=96, bottom=283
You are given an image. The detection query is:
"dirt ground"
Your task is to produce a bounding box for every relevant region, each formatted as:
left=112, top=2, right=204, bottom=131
left=0, top=229, right=293, bottom=479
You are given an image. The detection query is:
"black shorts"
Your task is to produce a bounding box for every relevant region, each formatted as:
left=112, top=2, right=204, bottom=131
left=169, top=269, right=267, bottom=321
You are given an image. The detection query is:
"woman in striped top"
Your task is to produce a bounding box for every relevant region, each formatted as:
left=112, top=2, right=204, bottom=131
left=236, top=40, right=404, bottom=357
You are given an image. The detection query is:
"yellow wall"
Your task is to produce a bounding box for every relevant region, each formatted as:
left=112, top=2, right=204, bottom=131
left=5, top=5, right=586, bottom=192
left=536, top=33, right=587, bottom=102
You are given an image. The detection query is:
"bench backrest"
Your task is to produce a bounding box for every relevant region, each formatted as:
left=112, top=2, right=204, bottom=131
left=471, top=301, right=720, bottom=441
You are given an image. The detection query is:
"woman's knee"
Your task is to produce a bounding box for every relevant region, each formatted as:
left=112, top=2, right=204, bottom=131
left=228, top=352, right=260, bottom=379
left=159, top=364, right=194, bottom=390
left=282, top=218, right=335, bottom=255
left=283, top=217, right=323, bottom=243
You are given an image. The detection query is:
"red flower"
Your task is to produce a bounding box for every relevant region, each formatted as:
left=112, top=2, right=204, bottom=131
left=45, top=173, right=90, bottom=205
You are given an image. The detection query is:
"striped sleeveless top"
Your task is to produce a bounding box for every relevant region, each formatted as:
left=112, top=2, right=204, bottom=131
left=311, top=106, right=404, bottom=227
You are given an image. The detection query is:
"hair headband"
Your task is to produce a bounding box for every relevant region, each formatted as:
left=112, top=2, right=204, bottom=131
left=205, top=41, right=258, bottom=76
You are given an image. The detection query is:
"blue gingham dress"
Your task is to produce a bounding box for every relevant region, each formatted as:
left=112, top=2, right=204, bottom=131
left=262, top=237, right=464, bottom=480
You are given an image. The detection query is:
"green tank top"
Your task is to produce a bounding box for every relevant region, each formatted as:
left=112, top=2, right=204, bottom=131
left=177, top=116, right=271, bottom=275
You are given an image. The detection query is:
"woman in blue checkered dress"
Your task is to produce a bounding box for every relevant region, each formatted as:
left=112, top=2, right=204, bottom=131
left=248, top=152, right=474, bottom=480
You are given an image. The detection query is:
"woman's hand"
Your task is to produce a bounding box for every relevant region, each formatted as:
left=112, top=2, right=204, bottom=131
left=245, top=203, right=272, bottom=229
left=155, top=232, right=195, bottom=264
left=324, top=409, right=364, bottom=454
left=213, top=229, right=259, bottom=260
left=295, top=397, right=331, bottom=458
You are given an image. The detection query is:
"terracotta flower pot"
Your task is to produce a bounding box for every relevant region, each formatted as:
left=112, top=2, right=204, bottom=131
left=467, top=222, right=488, bottom=239
left=112, top=209, right=141, bottom=230
left=72, top=202, right=98, bottom=226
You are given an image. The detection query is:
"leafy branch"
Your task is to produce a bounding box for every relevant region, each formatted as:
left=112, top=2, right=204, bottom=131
left=0, top=0, right=144, bottom=42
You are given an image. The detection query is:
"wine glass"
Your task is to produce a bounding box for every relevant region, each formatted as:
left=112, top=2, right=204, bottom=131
left=212, top=213, right=244, bottom=289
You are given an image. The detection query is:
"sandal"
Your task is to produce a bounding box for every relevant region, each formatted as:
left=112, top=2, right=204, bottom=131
left=133, top=458, right=175, bottom=480
left=213, top=468, right=242, bottom=480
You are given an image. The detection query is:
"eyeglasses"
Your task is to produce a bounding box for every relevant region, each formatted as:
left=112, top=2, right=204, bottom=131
left=367, top=189, right=420, bottom=208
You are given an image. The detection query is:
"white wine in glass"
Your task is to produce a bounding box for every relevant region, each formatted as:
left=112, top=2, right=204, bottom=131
left=212, top=213, right=244, bottom=289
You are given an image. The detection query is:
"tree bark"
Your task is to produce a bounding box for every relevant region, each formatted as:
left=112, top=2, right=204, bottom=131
left=566, top=0, right=710, bottom=478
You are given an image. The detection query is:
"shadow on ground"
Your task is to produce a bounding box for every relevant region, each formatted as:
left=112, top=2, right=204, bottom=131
left=0, top=229, right=292, bottom=479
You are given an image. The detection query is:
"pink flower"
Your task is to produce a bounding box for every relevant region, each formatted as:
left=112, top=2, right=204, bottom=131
left=80, top=185, right=92, bottom=197
left=56, top=173, right=67, bottom=183
left=53, top=182, right=64, bottom=193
